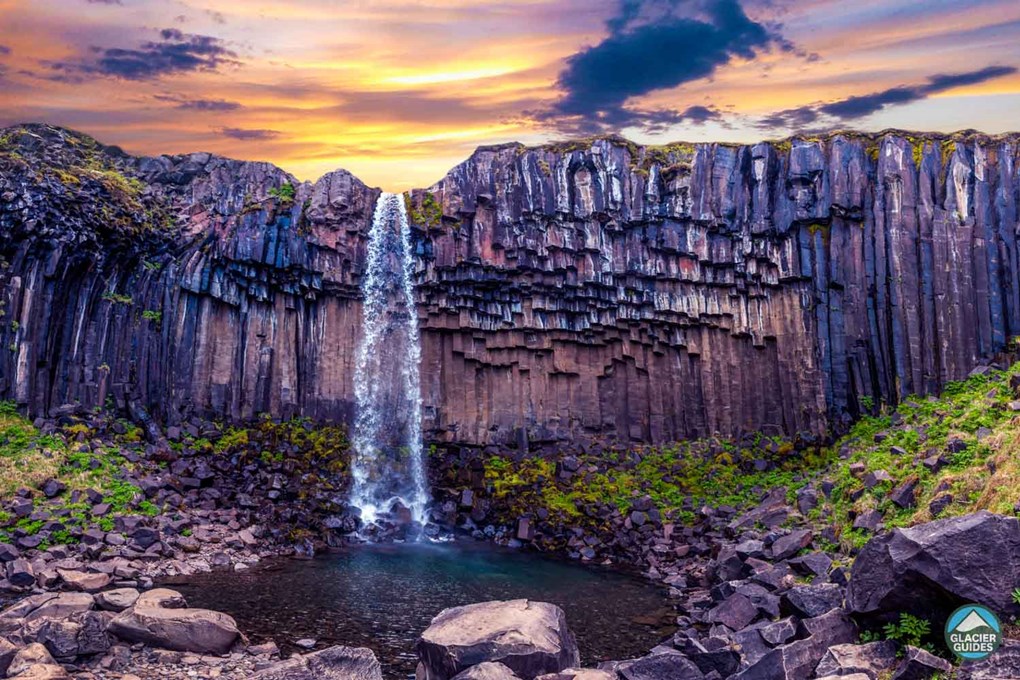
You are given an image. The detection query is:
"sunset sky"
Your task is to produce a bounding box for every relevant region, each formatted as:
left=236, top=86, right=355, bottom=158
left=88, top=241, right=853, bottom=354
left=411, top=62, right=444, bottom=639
left=1, top=0, right=1018, bottom=190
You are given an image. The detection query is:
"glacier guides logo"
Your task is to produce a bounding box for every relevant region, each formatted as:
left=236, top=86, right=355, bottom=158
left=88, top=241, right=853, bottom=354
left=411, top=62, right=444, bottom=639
left=945, top=604, right=1002, bottom=660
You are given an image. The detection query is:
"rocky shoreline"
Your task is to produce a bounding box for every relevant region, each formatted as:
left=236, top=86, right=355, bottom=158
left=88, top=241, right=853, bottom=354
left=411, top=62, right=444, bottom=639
left=0, top=404, right=1018, bottom=678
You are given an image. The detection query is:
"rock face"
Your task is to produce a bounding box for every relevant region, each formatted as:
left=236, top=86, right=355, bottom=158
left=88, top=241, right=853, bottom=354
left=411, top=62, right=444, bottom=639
left=847, top=511, right=1020, bottom=621
left=3, top=124, right=1020, bottom=444
left=416, top=599, right=580, bottom=680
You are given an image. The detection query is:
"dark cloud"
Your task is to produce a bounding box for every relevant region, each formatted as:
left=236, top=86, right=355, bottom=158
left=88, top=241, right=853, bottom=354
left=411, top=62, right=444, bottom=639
left=45, top=28, right=239, bottom=81
left=0, top=45, right=10, bottom=56
left=219, top=127, right=280, bottom=141
left=154, top=94, right=241, bottom=111
left=761, top=65, right=1017, bottom=129
left=545, top=0, right=785, bottom=131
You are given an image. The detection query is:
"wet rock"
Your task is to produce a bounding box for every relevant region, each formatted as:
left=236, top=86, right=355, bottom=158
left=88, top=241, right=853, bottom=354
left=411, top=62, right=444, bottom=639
left=417, top=600, right=580, bottom=680
left=848, top=512, right=1020, bottom=621
left=251, top=645, right=383, bottom=680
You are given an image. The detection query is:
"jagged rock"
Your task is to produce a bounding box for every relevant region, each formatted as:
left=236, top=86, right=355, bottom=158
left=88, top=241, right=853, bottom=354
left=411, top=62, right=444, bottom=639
left=708, top=593, right=758, bottom=630
left=780, top=583, right=843, bottom=618
left=890, top=646, right=952, bottom=679
left=733, top=609, right=856, bottom=680
left=814, top=641, right=898, bottom=678
left=0, top=636, right=17, bottom=675
left=452, top=662, right=523, bottom=680
left=108, top=588, right=240, bottom=654
left=769, top=530, right=812, bottom=560
left=250, top=645, right=383, bottom=680
left=955, top=639, right=1020, bottom=679
left=847, top=512, right=1020, bottom=621
left=617, top=650, right=704, bottom=680
left=7, top=643, right=65, bottom=678
left=417, top=600, right=580, bottom=680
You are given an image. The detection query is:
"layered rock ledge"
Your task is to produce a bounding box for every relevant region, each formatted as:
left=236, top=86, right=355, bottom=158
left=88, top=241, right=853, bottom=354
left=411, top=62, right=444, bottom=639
left=2, top=125, right=1018, bottom=445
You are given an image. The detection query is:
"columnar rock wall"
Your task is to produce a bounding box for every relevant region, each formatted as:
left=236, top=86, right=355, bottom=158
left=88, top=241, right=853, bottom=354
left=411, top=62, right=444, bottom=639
left=1, top=125, right=1018, bottom=446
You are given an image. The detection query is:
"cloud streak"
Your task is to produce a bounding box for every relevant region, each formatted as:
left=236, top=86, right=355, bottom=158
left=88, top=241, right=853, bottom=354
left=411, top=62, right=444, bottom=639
left=47, top=28, right=239, bottom=81
left=219, top=127, right=281, bottom=141
left=760, top=65, right=1018, bottom=128
left=154, top=94, right=242, bottom=111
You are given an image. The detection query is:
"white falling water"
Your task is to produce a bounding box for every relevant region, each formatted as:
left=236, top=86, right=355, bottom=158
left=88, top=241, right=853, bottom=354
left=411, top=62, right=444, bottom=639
left=350, top=192, right=429, bottom=528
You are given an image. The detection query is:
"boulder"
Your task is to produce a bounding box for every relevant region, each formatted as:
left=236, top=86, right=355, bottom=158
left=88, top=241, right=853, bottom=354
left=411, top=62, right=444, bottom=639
left=452, top=662, right=523, bottom=680
left=780, top=583, right=843, bottom=618
left=251, top=645, right=383, bottom=680
left=108, top=588, right=240, bottom=654
left=95, top=588, right=139, bottom=612
left=56, top=569, right=110, bottom=593
left=417, top=600, right=580, bottom=680
left=707, top=593, right=758, bottom=630
left=814, top=641, right=898, bottom=678
left=7, top=643, right=63, bottom=677
left=769, top=530, right=813, bottom=560
left=535, top=670, right=616, bottom=680
left=617, top=651, right=704, bottom=680
left=847, top=512, right=1020, bottom=621
left=0, top=636, right=17, bottom=675
left=890, top=646, right=952, bottom=680
left=955, top=639, right=1020, bottom=679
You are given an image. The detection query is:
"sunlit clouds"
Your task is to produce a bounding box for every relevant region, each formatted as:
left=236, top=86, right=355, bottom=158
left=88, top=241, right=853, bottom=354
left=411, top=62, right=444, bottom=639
left=0, top=0, right=1018, bottom=189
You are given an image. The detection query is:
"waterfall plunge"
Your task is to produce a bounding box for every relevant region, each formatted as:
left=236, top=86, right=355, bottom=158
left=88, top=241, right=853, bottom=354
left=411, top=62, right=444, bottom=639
left=350, top=192, right=429, bottom=529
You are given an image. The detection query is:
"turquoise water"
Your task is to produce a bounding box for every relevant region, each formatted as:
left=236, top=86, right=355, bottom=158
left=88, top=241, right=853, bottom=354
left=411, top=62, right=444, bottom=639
left=168, top=541, right=675, bottom=679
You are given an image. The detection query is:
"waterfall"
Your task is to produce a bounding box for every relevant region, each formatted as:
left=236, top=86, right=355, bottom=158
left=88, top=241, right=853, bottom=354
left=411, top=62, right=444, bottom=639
left=350, top=192, right=429, bottom=529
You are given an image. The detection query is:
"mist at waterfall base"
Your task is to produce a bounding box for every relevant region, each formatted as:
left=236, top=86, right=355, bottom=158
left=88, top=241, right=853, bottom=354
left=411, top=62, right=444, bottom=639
left=350, top=192, right=429, bottom=535
left=168, top=542, right=675, bottom=679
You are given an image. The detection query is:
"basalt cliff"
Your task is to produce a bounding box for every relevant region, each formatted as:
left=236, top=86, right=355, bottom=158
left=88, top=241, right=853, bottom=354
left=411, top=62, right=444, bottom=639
left=1, top=124, right=1018, bottom=446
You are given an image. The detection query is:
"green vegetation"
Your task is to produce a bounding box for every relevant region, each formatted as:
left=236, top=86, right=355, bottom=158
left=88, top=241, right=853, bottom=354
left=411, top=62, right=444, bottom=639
left=405, top=191, right=444, bottom=230
left=102, top=292, right=133, bottom=305
left=826, top=363, right=1020, bottom=549
left=483, top=435, right=831, bottom=526
left=860, top=612, right=935, bottom=653
left=269, top=182, right=296, bottom=204
left=141, top=309, right=162, bottom=323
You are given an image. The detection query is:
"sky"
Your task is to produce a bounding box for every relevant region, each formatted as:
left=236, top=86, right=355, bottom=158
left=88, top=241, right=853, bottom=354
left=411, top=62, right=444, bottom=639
left=0, top=0, right=1018, bottom=190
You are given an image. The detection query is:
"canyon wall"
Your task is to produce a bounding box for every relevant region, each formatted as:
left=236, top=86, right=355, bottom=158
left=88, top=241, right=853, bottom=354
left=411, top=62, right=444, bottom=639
left=1, top=125, right=1018, bottom=446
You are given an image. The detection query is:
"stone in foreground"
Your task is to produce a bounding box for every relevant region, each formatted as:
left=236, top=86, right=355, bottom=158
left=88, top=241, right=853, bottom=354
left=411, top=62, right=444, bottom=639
left=452, top=662, right=523, bottom=680
left=535, top=670, right=616, bottom=680
left=955, top=639, right=1020, bottom=679
left=847, top=512, right=1020, bottom=620
left=107, top=588, right=240, bottom=654
left=417, top=600, right=580, bottom=680
left=251, top=645, right=383, bottom=680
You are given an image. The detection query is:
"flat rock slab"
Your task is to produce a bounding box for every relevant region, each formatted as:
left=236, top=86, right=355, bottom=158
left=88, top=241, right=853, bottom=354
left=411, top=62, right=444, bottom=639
left=535, top=669, right=617, bottom=680
left=452, top=662, right=523, bottom=680
left=108, top=589, right=240, bottom=655
left=417, top=599, right=580, bottom=680
left=251, top=645, right=383, bottom=680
